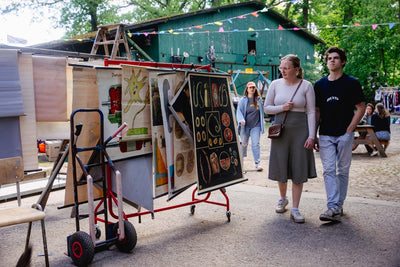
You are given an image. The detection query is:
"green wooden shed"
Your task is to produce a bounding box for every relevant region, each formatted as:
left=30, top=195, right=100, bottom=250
left=122, top=1, right=322, bottom=94
left=33, top=1, right=322, bottom=95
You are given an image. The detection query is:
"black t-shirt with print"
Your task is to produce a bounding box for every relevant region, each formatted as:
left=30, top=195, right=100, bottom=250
left=315, top=74, right=365, bottom=136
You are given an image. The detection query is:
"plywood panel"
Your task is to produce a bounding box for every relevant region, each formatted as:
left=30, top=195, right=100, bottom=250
left=0, top=157, right=24, bottom=185
left=18, top=53, right=38, bottom=170
left=36, top=121, right=70, bottom=140
left=32, top=55, right=67, bottom=122
left=64, top=66, right=102, bottom=206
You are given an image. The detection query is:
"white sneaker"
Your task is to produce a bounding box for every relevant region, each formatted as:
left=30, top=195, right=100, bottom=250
left=255, top=163, right=263, bottom=171
left=291, top=209, right=305, bottom=223
left=276, top=198, right=288, bottom=213
left=370, top=151, right=378, bottom=157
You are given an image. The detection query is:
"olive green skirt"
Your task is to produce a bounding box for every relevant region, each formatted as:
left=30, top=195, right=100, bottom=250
left=268, top=111, right=317, bottom=183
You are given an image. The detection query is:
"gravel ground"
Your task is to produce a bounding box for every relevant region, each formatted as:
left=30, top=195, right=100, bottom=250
left=1, top=122, right=399, bottom=267
left=243, top=123, right=400, bottom=203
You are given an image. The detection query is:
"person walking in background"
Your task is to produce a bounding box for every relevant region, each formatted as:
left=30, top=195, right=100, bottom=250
left=370, top=103, right=391, bottom=156
left=314, top=46, right=366, bottom=222
left=236, top=81, right=265, bottom=171
left=264, top=54, right=317, bottom=223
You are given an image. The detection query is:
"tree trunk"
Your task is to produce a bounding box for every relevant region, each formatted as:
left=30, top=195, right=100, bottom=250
left=302, top=0, right=309, bottom=27
left=212, top=0, right=220, bottom=7
left=90, top=11, right=98, bottom=32
left=343, top=0, right=354, bottom=24
left=398, top=0, right=400, bottom=21
left=284, top=2, right=292, bottom=18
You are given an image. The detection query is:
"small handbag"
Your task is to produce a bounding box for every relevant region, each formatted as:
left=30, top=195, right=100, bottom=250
left=268, top=124, right=283, bottom=138
left=268, top=80, right=303, bottom=139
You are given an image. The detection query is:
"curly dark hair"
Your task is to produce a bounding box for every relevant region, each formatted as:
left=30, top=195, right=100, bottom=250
left=324, top=46, right=347, bottom=67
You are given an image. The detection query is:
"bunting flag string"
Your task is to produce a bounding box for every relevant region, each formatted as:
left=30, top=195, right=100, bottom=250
left=61, top=6, right=399, bottom=42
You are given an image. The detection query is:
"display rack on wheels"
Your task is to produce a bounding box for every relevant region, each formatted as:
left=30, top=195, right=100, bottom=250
left=68, top=108, right=136, bottom=266
left=65, top=60, right=246, bottom=266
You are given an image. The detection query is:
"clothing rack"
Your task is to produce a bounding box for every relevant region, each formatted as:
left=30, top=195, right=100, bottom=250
left=375, top=87, right=399, bottom=113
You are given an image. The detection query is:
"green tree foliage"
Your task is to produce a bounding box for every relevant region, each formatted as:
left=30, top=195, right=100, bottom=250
left=1, top=0, right=249, bottom=35
left=1, top=0, right=135, bottom=36
left=274, top=0, right=400, bottom=102
left=2, top=0, right=399, bottom=102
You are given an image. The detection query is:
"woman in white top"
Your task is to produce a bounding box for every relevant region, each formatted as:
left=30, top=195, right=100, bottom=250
left=264, top=54, right=317, bottom=223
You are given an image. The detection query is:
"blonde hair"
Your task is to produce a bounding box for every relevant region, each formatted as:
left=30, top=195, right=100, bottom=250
left=375, top=103, right=389, bottom=119
left=281, top=54, right=303, bottom=79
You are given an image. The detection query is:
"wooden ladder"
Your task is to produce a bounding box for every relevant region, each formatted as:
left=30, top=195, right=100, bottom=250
left=90, top=23, right=131, bottom=60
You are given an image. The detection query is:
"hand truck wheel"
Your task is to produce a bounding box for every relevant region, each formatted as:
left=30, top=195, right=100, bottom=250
left=190, top=204, right=196, bottom=215
left=112, top=220, right=137, bottom=252
left=68, top=231, right=95, bottom=266
left=226, top=210, right=231, bottom=222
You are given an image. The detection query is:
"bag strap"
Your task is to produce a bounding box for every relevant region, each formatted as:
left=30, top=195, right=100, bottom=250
left=282, top=79, right=303, bottom=125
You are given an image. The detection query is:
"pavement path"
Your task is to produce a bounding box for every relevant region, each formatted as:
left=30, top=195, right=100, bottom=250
left=1, top=184, right=399, bottom=266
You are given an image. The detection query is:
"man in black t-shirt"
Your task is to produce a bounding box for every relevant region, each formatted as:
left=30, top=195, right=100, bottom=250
left=314, top=47, right=366, bottom=222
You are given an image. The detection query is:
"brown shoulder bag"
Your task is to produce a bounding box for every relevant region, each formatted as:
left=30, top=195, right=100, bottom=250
left=268, top=80, right=303, bottom=139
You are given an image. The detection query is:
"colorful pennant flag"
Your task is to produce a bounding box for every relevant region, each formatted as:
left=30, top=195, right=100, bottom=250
left=251, top=12, right=259, bottom=17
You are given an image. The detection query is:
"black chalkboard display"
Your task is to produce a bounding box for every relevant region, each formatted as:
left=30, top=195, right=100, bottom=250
left=188, top=73, right=245, bottom=194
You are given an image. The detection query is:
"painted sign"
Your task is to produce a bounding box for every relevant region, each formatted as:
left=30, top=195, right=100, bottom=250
left=188, top=73, right=245, bottom=194
left=121, top=65, right=152, bottom=141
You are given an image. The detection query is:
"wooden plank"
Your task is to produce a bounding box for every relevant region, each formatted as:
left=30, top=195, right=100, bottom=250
left=23, top=170, right=47, bottom=181
left=0, top=157, right=24, bottom=185
left=18, top=53, right=39, bottom=171
left=32, top=55, right=68, bottom=122
left=64, top=66, right=103, bottom=206
left=95, top=41, right=115, bottom=45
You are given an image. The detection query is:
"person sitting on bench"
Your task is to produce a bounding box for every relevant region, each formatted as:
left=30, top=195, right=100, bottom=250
left=370, top=103, right=391, bottom=156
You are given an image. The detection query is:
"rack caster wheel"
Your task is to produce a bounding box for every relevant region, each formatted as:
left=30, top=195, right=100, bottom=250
left=112, top=220, right=137, bottom=252
left=226, top=211, right=231, bottom=222
left=68, top=231, right=95, bottom=266
left=190, top=205, right=196, bottom=215
left=95, top=224, right=101, bottom=239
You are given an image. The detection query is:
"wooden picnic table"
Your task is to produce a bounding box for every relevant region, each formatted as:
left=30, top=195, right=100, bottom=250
left=354, top=125, right=387, bottom=157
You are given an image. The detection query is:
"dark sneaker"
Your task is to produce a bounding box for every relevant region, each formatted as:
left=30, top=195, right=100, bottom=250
left=338, top=207, right=344, bottom=216
left=275, top=198, right=289, bottom=213
left=319, top=208, right=341, bottom=222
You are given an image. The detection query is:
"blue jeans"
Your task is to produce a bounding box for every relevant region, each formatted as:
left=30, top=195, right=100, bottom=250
left=319, top=132, right=354, bottom=210
left=375, top=131, right=390, bottom=140
left=240, top=126, right=261, bottom=164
